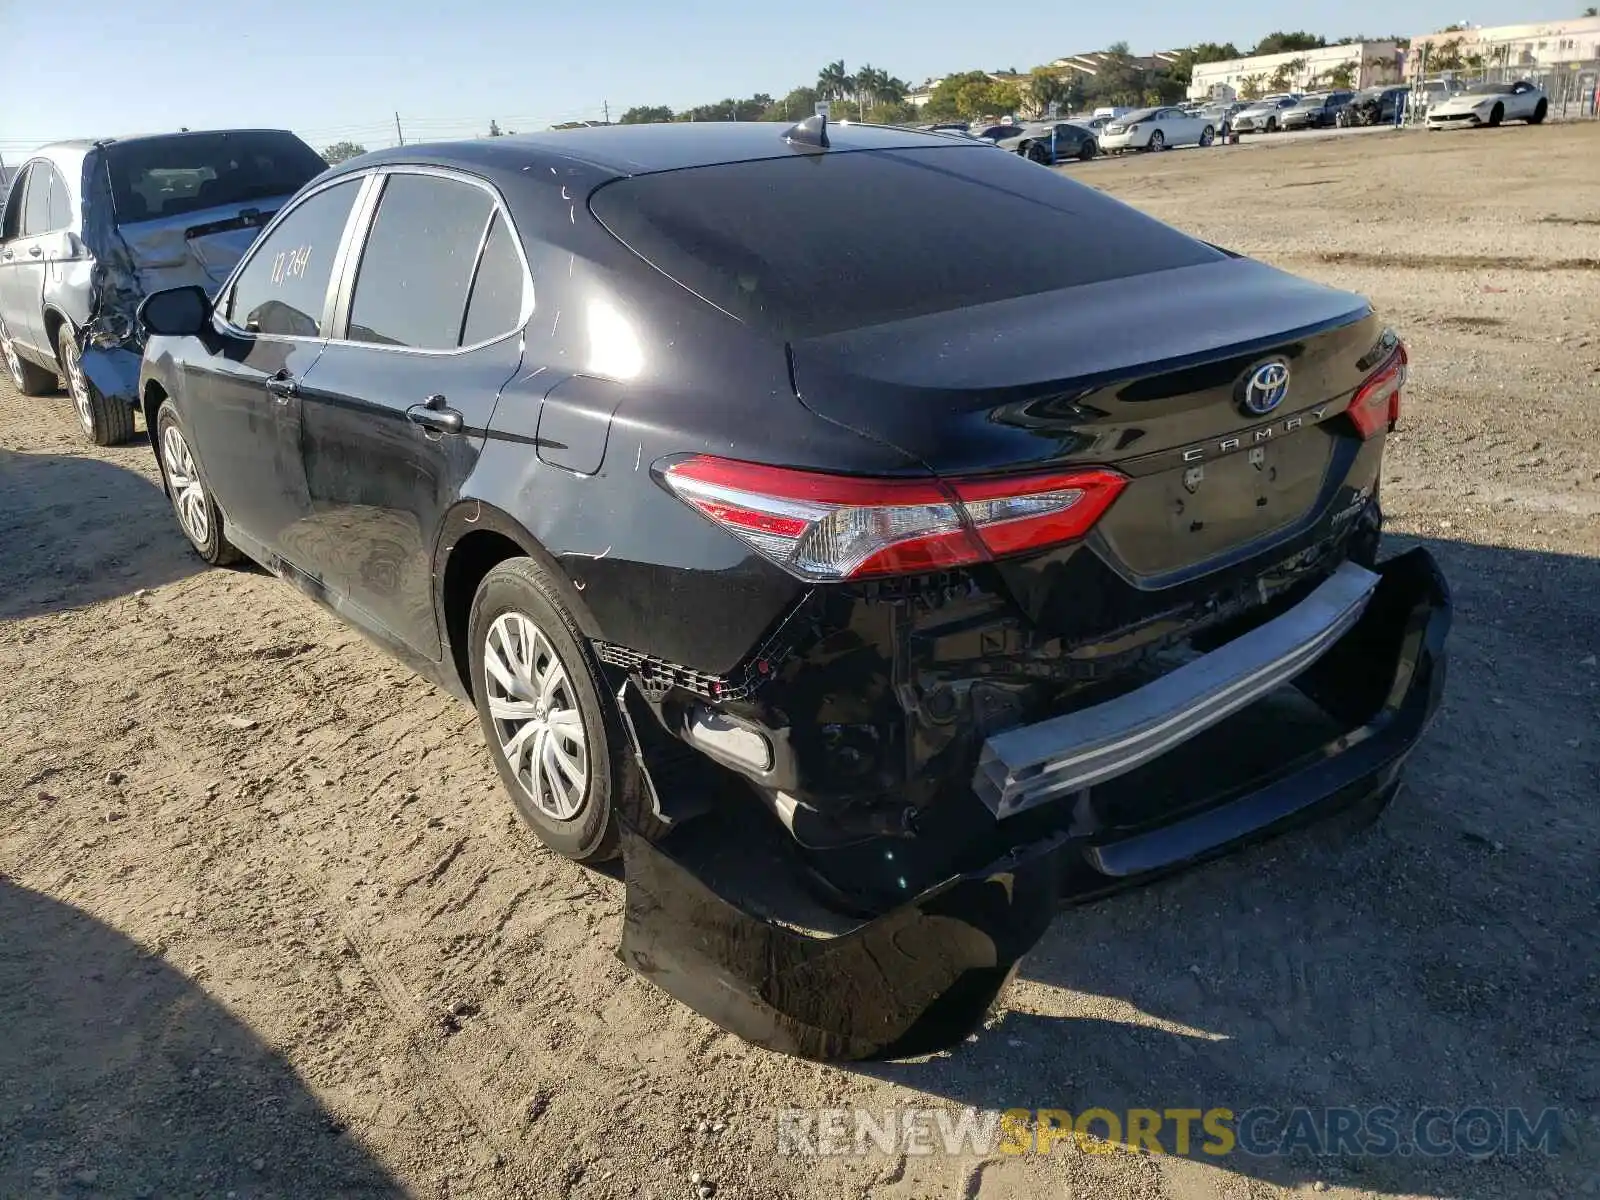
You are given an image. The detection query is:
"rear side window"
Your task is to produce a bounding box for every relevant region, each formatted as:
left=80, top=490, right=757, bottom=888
left=45, top=167, right=72, bottom=231
left=346, top=174, right=494, bottom=350
left=227, top=179, right=360, bottom=338
left=103, top=131, right=326, bottom=223
left=3, top=166, right=33, bottom=239
left=22, top=167, right=53, bottom=236
left=460, top=212, right=527, bottom=346
left=590, top=146, right=1223, bottom=339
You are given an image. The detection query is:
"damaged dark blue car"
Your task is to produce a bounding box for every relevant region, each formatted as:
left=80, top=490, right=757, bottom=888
left=0, top=129, right=326, bottom=443
left=132, top=119, right=1451, bottom=1062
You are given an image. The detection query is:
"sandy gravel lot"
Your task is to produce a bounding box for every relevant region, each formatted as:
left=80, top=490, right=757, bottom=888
left=2, top=123, right=1597, bottom=1200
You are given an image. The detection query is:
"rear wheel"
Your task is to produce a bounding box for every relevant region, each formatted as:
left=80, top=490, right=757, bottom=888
left=1078, top=138, right=1098, bottom=160
left=469, top=558, right=667, bottom=863
left=1, top=316, right=57, bottom=396
left=1148, top=129, right=1165, bottom=151
left=1025, top=140, right=1050, bottom=165
left=59, top=331, right=135, bottom=445
left=1529, top=99, right=1548, bottom=124
left=1199, top=125, right=1215, bottom=147
left=1266, top=117, right=1279, bottom=133
left=1488, top=103, right=1504, bottom=127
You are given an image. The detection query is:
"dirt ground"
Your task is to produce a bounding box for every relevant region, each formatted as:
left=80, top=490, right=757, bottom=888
left=2, top=123, right=1597, bottom=1200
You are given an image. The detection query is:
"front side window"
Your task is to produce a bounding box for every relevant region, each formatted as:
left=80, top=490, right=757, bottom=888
left=227, top=179, right=360, bottom=338
left=2, top=166, right=32, bottom=240
left=346, top=173, right=494, bottom=350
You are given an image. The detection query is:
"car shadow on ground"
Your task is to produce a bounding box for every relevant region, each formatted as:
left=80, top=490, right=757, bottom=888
left=839, top=535, right=1598, bottom=1198
left=0, top=447, right=204, bottom=620
left=0, top=879, right=401, bottom=1197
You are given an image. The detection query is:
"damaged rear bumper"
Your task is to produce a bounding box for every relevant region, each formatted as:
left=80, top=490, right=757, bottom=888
left=77, top=344, right=143, bottom=409
left=615, top=548, right=1451, bottom=1061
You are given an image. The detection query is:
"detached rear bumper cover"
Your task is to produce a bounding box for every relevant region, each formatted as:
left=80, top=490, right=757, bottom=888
left=615, top=548, right=1450, bottom=1061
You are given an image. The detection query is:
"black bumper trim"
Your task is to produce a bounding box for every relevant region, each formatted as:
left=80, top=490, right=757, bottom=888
left=612, top=547, right=1451, bottom=1062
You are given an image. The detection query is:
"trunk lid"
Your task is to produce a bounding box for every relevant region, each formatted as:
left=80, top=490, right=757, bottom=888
left=787, top=256, right=1385, bottom=588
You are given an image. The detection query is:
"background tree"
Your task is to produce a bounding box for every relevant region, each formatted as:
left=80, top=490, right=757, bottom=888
left=1268, top=56, right=1308, bottom=92
left=1430, top=37, right=1466, bottom=71
left=1087, top=45, right=1147, bottom=106
left=1239, top=73, right=1268, bottom=99
left=1583, top=6, right=1596, bottom=15
left=816, top=60, right=854, bottom=102
left=1025, top=66, right=1074, bottom=116
left=320, top=141, right=367, bottom=165
left=1251, top=31, right=1327, bottom=56
left=1325, top=62, right=1356, bottom=89
left=619, top=105, right=675, bottom=124
left=764, top=87, right=820, bottom=122
left=1167, top=42, right=1242, bottom=88
left=853, top=65, right=908, bottom=114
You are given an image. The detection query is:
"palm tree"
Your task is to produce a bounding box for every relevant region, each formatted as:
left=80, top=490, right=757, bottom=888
left=816, top=61, right=854, bottom=103
left=855, top=65, right=907, bottom=114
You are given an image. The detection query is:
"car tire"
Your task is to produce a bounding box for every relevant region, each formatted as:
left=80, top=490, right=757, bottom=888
left=154, top=401, right=240, bottom=566
left=58, top=331, right=135, bottom=446
left=1488, top=103, right=1504, bottom=127
left=1199, top=125, right=1215, bottom=147
left=1078, top=139, right=1097, bottom=161
left=1025, top=140, right=1050, bottom=165
left=1529, top=99, right=1548, bottom=124
left=1266, top=117, right=1278, bottom=133
left=1148, top=130, right=1165, bottom=151
left=1, top=315, right=58, bottom=397
left=469, top=557, right=662, bottom=864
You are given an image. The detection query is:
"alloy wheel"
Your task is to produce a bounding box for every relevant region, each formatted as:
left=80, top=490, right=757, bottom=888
left=161, top=423, right=211, bottom=547
left=1, top=323, right=22, bottom=389
left=60, top=337, right=93, bottom=434
left=483, top=611, right=589, bottom=821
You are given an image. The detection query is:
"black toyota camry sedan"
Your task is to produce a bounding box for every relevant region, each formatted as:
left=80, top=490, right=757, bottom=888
left=137, top=119, right=1450, bottom=1061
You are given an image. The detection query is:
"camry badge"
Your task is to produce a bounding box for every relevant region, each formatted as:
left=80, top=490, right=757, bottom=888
left=1239, top=359, right=1291, bottom=417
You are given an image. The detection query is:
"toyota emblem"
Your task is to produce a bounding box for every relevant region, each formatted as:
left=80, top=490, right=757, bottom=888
left=1239, top=359, right=1291, bottom=416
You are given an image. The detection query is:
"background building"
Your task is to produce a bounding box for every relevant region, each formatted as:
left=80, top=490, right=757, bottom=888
left=1188, top=42, right=1402, bottom=100
left=1407, top=16, right=1600, bottom=80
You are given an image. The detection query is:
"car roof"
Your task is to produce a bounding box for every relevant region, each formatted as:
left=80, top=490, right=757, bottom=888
left=331, top=122, right=962, bottom=182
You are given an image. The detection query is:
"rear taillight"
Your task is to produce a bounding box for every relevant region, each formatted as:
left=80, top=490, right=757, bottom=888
left=660, top=456, right=1127, bottom=582
left=1348, top=341, right=1407, bottom=439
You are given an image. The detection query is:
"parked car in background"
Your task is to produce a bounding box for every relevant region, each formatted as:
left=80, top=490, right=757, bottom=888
left=1281, top=91, right=1355, bottom=130
left=1426, top=79, right=1549, bottom=129
left=987, top=120, right=1101, bottom=163
left=1198, top=101, right=1249, bottom=137
left=1231, top=95, right=1301, bottom=133
left=1097, top=106, right=1218, bottom=152
left=133, top=119, right=1449, bottom=1060
left=0, top=129, right=327, bottom=443
left=1414, top=77, right=1467, bottom=120
left=1339, top=85, right=1410, bottom=125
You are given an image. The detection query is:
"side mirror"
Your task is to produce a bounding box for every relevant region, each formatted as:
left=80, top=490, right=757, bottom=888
left=138, top=286, right=211, bottom=338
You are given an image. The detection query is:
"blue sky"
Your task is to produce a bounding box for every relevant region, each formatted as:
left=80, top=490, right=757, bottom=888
left=0, top=0, right=1578, bottom=157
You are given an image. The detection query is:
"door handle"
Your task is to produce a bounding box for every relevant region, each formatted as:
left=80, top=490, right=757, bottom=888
left=406, top=400, right=463, bottom=434
left=27, top=246, right=42, bottom=258
left=265, top=371, right=299, bottom=401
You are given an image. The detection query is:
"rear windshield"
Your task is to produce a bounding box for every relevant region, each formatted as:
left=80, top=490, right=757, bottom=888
left=103, top=131, right=327, bottom=223
left=589, top=146, right=1223, bottom=339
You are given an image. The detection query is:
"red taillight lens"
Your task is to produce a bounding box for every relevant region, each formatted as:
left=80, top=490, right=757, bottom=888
left=660, top=456, right=1127, bottom=582
left=1348, top=342, right=1408, bottom=439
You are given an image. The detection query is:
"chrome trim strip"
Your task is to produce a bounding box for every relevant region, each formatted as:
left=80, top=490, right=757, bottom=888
left=973, top=560, right=1381, bottom=819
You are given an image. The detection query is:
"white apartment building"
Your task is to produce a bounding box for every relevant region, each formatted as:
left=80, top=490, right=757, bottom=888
left=1188, top=42, right=1402, bottom=100
left=1407, top=16, right=1600, bottom=79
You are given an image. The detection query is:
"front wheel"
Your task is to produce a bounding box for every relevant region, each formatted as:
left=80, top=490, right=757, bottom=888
left=1488, top=103, right=1504, bottom=127
left=59, top=331, right=134, bottom=445
left=1147, top=130, right=1165, bottom=151
left=1078, top=138, right=1098, bottom=161
left=155, top=401, right=240, bottom=566
left=1529, top=99, right=1548, bottom=124
left=1025, top=140, right=1050, bottom=165
left=1265, top=118, right=1279, bottom=133
left=1199, top=125, right=1215, bottom=147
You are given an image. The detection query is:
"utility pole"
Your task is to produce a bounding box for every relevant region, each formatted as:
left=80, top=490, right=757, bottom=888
left=602, top=100, right=610, bottom=125
left=394, top=111, right=405, bottom=146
